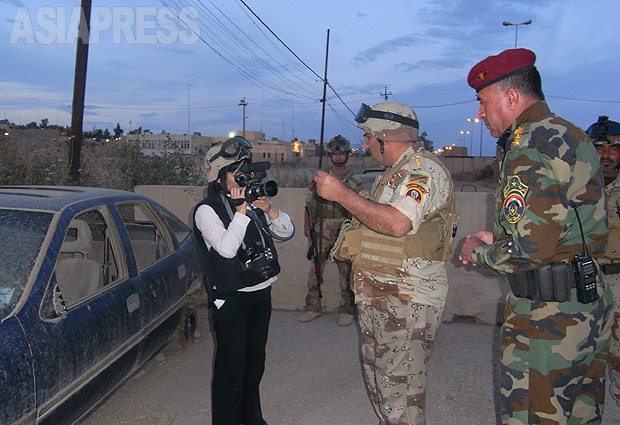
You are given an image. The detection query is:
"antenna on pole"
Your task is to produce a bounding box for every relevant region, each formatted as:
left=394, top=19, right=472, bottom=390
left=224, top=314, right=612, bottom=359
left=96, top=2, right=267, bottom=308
left=318, top=29, right=330, bottom=170
left=380, top=86, right=392, bottom=101
left=239, top=97, right=248, bottom=137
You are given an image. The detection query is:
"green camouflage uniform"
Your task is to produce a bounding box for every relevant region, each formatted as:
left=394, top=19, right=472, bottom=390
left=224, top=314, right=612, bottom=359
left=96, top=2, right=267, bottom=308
left=304, top=167, right=365, bottom=314
left=471, top=102, right=613, bottom=425
left=352, top=145, right=453, bottom=425
left=598, top=173, right=620, bottom=405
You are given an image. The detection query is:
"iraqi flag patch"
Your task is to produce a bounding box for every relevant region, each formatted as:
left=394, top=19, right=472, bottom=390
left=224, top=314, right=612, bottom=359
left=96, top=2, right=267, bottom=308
left=503, top=175, right=528, bottom=224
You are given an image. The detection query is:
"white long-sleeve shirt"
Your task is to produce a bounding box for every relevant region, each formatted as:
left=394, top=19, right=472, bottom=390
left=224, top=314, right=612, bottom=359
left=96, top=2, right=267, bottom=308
left=194, top=202, right=294, bottom=295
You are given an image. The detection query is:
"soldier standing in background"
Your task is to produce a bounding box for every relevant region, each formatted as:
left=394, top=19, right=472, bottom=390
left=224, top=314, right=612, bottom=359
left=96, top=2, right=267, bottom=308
left=587, top=115, right=620, bottom=405
left=298, top=135, right=366, bottom=326
left=459, top=49, right=612, bottom=425
left=316, top=101, right=457, bottom=425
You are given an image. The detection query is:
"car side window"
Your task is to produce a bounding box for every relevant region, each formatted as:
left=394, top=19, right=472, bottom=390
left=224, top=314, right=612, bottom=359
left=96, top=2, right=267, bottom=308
left=52, top=209, right=126, bottom=309
left=158, top=207, right=190, bottom=244
left=116, top=202, right=174, bottom=271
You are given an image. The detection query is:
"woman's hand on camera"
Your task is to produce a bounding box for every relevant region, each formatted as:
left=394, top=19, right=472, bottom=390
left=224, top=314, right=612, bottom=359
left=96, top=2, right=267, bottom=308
left=230, top=187, right=247, bottom=214
left=254, top=197, right=279, bottom=219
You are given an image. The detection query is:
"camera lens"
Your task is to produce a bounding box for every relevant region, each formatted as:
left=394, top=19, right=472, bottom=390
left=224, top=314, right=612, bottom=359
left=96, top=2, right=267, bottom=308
left=245, top=180, right=279, bottom=202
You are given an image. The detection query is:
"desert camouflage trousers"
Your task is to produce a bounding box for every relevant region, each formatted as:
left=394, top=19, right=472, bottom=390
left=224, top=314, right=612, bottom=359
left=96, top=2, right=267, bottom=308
left=355, top=271, right=442, bottom=425
left=305, top=245, right=354, bottom=314
left=609, top=273, right=620, bottom=405
left=500, top=284, right=612, bottom=425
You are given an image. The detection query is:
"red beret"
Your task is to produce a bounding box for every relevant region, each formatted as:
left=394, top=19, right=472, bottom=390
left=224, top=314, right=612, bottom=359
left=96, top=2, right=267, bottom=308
left=467, top=48, right=536, bottom=92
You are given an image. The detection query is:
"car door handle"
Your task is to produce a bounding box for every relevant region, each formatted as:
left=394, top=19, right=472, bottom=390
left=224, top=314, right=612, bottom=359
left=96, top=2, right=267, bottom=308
left=126, top=293, right=140, bottom=313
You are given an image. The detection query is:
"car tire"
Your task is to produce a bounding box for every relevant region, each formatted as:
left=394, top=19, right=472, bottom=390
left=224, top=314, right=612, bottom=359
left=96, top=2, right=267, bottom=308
left=175, top=304, right=197, bottom=348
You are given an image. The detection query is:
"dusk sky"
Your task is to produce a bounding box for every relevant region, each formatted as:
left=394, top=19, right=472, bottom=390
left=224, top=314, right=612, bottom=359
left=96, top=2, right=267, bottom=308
left=2, top=0, right=619, bottom=156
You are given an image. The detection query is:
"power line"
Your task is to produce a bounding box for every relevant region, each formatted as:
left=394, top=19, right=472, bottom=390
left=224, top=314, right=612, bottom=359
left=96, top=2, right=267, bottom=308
left=547, top=95, right=620, bottom=104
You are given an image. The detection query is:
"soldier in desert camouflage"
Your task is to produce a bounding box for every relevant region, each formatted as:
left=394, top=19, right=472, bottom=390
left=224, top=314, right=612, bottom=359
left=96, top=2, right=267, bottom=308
left=298, top=135, right=365, bottom=326
left=586, top=115, right=620, bottom=407
left=315, top=101, right=458, bottom=425
left=460, top=49, right=612, bottom=425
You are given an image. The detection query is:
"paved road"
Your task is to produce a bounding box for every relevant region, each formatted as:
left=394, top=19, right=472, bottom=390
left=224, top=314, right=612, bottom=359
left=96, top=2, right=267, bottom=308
left=83, top=309, right=620, bottom=425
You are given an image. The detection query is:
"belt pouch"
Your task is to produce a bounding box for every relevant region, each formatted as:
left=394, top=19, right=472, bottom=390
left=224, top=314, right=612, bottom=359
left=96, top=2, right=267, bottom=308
left=551, top=263, right=570, bottom=302
left=508, top=273, right=529, bottom=298
left=536, top=265, right=554, bottom=301
left=525, top=271, right=538, bottom=299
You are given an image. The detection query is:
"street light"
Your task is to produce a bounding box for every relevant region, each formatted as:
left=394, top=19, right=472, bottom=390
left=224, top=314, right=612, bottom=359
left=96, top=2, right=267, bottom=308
left=467, top=117, right=484, bottom=156
left=502, top=19, right=532, bottom=48
left=459, top=130, right=470, bottom=155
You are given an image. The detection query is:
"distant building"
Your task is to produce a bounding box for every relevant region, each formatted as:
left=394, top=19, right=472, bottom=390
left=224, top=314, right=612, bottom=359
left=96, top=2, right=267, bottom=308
left=126, top=131, right=222, bottom=156
left=436, top=145, right=468, bottom=157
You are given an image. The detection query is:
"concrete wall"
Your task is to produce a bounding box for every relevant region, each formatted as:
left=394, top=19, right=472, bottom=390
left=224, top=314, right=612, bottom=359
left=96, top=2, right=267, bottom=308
left=136, top=185, right=509, bottom=324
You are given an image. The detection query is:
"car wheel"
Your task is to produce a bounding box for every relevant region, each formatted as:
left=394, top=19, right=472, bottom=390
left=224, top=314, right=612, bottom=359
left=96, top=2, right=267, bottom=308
left=175, top=304, right=197, bottom=348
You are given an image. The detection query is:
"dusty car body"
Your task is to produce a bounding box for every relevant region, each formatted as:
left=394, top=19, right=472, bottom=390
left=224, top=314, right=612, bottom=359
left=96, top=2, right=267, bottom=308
left=0, top=186, right=203, bottom=425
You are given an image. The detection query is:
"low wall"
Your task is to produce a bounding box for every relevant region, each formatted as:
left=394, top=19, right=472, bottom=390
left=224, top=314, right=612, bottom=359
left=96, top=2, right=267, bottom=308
left=136, top=185, right=509, bottom=324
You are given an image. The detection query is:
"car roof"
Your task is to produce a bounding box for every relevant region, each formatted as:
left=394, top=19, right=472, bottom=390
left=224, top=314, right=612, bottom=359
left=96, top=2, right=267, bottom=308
left=0, top=186, right=147, bottom=212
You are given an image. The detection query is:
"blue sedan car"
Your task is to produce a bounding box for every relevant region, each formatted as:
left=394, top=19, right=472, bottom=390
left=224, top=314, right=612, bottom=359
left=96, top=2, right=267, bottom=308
left=0, top=186, right=203, bottom=424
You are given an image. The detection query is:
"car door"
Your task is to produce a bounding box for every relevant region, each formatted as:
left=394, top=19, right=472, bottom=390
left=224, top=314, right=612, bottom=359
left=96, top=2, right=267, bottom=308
left=115, top=201, right=186, bottom=361
left=0, top=316, right=35, bottom=425
left=21, top=204, right=144, bottom=425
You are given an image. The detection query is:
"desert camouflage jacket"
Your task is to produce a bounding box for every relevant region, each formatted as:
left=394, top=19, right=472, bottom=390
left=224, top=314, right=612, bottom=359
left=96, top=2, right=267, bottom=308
left=599, top=174, right=620, bottom=263
left=472, top=101, right=607, bottom=274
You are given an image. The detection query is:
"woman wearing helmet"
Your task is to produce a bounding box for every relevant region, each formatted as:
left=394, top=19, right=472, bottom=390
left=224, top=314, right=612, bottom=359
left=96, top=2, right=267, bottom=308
left=193, top=136, right=294, bottom=425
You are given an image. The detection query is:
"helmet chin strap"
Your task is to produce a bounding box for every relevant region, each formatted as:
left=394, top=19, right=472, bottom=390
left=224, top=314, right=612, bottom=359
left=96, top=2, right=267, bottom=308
left=377, top=138, right=385, bottom=167
left=330, top=153, right=349, bottom=167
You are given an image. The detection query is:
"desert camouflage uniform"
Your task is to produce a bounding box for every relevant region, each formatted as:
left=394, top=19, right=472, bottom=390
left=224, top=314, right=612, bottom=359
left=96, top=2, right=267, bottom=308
left=598, top=173, right=620, bottom=405
left=471, top=102, right=613, bottom=425
left=304, top=167, right=365, bottom=314
left=351, top=145, right=453, bottom=425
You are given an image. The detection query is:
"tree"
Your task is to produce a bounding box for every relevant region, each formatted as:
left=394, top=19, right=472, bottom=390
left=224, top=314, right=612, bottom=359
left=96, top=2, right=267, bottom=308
left=40, top=118, right=48, bottom=128
left=419, top=131, right=434, bottom=152
left=113, top=123, right=123, bottom=137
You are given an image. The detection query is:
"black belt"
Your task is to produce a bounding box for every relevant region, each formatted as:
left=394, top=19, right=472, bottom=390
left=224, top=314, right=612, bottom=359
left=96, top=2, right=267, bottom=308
left=601, top=263, right=620, bottom=275
left=507, top=262, right=575, bottom=302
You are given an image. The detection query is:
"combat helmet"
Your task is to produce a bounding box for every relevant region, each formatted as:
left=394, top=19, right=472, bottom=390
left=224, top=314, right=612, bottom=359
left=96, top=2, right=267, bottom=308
left=355, top=101, right=419, bottom=143
left=326, top=135, right=352, bottom=154
left=586, top=115, right=620, bottom=149
left=204, top=136, right=252, bottom=183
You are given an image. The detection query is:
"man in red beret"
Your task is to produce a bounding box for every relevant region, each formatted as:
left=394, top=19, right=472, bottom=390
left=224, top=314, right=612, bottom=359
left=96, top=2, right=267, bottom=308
left=459, top=48, right=612, bottom=425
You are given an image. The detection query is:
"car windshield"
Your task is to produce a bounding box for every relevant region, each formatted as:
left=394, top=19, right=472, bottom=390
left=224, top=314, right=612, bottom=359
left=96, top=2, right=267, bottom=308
left=0, top=209, right=53, bottom=319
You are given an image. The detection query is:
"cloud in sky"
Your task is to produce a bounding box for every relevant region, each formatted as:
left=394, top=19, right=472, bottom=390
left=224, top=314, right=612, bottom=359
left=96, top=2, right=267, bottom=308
left=1, top=0, right=619, bottom=155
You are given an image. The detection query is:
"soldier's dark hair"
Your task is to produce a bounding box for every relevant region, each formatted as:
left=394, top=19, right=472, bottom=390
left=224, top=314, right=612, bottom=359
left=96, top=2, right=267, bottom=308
left=495, top=68, right=544, bottom=101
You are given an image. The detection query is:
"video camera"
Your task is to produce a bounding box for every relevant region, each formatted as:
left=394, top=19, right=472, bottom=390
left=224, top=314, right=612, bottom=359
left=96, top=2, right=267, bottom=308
left=234, top=161, right=279, bottom=202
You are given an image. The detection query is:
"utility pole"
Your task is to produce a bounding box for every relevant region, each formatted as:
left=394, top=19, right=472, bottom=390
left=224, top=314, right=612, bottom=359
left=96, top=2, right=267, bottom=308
left=68, top=0, right=92, bottom=184
left=380, top=86, right=392, bottom=101
left=239, top=97, right=248, bottom=137
left=186, top=83, right=191, bottom=135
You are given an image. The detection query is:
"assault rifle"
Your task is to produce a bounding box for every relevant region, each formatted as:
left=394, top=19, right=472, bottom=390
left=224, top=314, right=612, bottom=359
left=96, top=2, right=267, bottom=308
left=305, top=205, right=323, bottom=298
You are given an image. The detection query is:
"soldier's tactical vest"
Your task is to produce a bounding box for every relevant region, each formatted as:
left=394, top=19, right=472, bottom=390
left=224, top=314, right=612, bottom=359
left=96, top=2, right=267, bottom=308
left=333, top=149, right=458, bottom=277
left=310, top=168, right=358, bottom=220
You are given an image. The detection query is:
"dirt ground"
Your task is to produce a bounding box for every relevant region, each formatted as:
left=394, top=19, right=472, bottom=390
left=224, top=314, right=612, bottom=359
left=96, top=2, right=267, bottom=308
left=82, top=308, right=620, bottom=425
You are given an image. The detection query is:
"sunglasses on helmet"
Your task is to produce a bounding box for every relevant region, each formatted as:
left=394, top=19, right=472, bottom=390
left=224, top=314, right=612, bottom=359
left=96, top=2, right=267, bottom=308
left=329, top=138, right=348, bottom=147
left=586, top=116, right=620, bottom=139
left=209, top=136, right=252, bottom=163
left=355, top=103, right=419, bottom=129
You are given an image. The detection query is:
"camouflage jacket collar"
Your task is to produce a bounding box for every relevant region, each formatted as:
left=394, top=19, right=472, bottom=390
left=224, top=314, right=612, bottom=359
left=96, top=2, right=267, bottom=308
left=496, top=101, right=551, bottom=152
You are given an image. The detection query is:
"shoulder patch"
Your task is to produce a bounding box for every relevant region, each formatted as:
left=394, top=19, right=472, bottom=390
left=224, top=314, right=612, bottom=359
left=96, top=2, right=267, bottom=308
left=405, top=172, right=429, bottom=203
left=503, top=175, right=528, bottom=224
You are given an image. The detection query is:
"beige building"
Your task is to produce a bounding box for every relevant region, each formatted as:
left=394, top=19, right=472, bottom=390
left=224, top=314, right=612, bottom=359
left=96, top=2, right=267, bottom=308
left=234, top=130, right=303, bottom=162
left=126, top=131, right=222, bottom=156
